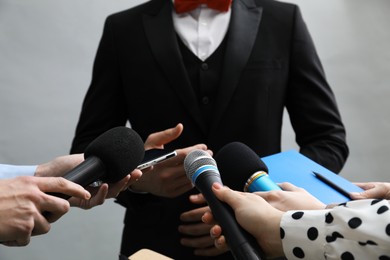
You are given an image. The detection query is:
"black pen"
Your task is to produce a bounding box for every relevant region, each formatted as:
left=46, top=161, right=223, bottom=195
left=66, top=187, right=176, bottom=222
left=312, top=171, right=351, bottom=199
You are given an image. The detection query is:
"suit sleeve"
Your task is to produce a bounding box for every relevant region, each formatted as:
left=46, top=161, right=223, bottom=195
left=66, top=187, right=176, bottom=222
left=70, top=16, right=128, bottom=153
left=286, top=6, right=349, bottom=173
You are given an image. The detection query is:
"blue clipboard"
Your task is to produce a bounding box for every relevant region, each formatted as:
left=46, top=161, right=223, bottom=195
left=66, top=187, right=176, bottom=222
left=261, top=150, right=364, bottom=204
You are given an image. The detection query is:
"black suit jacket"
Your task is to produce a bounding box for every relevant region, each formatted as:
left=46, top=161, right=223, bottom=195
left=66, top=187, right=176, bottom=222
left=71, top=0, right=349, bottom=258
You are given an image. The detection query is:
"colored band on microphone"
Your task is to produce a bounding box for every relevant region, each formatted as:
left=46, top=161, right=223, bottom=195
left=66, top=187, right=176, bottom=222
left=244, top=171, right=267, bottom=191
left=192, top=165, right=218, bottom=183
left=244, top=170, right=281, bottom=192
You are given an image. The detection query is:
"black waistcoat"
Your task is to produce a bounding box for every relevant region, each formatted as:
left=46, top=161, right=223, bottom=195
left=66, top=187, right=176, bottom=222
left=177, top=36, right=227, bottom=130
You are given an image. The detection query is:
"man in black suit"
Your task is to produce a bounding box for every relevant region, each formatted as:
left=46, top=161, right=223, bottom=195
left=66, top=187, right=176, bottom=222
left=70, top=0, right=349, bottom=259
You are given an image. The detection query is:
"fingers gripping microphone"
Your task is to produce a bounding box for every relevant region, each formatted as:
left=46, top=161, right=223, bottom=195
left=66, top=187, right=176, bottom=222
left=54, top=127, right=145, bottom=199
left=215, top=142, right=281, bottom=192
left=184, top=150, right=264, bottom=260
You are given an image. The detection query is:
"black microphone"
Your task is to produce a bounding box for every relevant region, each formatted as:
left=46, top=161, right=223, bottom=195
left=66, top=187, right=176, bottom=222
left=215, top=142, right=281, bottom=192
left=52, top=126, right=145, bottom=199
left=184, top=150, right=264, bottom=260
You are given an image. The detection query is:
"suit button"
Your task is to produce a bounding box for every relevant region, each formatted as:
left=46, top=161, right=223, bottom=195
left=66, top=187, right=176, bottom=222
left=202, top=96, right=210, bottom=104
left=201, top=63, right=209, bottom=70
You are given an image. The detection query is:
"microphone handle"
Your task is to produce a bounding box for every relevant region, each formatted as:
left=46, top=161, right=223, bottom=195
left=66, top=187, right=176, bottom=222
left=47, top=156, right=105, bottom=200
left=63, top=156, right=105, bottom=186
left=196, top=172, right=264, bottom=260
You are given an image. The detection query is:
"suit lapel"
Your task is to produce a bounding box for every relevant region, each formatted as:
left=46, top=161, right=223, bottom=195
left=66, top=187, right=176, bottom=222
left=142, top=0, right=207, bottom=134
left=211, top=0, right=263, bottom=133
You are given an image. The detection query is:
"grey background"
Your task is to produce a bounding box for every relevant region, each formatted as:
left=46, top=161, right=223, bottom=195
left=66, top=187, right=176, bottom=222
left=0, top=0, right=389, bottom=259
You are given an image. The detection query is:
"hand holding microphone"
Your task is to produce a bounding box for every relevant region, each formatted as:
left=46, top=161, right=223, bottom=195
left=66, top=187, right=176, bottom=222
left=1, top=126, right=145, bottom=245
left=215, top=142, right=327, bottom=211
left=49, top=126, right=145, bottom=200
left=184, top=150, right=264, bottom=260
left=205, top=183, right=285, bottom=259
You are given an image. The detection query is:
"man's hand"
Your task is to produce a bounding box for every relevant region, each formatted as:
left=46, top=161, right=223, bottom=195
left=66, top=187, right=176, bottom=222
left=178, top=193, right=228, bottom=256
left=130, top=144, right=207, bottom=197
left=34, top=154, right=84, bottom=178
left=35, top=154, right=143, bottom=209
left=130, top=123, right=209, bottom=197
left=0, top=176, right=90, bottom=246
left=69, top=169, right=142, bottom=209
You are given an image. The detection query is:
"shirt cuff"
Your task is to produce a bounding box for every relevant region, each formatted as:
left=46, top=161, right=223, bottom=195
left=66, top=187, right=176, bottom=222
left=0, top=164, right=37, bottom=179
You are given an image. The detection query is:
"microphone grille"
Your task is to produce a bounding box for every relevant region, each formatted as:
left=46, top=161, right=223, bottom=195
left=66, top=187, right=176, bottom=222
left=184, top=150, right=216, bottom=182
left=84, top=126, right=145, bottom=183
left=215, top=142, right=268, bottom=191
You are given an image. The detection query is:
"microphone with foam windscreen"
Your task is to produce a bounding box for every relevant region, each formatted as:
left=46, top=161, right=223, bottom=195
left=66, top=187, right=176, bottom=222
left=215, top=142, right=281, bottom=192
left=184, top=150, right=264, bottom=260
left=52, top=126, right=145, bottom=199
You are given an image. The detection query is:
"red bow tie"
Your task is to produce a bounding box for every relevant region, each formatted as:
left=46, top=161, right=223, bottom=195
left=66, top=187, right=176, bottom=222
left=174, top=0, right=232, bottom=14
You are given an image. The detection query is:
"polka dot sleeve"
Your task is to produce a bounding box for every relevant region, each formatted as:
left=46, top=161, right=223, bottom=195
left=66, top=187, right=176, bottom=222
left=280, top=199, right=390, bottom=260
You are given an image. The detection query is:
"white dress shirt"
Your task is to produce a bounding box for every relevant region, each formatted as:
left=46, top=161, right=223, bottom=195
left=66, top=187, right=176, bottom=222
left=172, top=2, right=231, bottom=61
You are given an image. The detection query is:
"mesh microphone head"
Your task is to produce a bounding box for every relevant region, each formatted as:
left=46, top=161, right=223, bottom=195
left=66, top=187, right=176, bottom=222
left=214, top=142, right=268, bottom=191
left=84, top=126, right=145, bottom=183
left=184, top=150, right=216, bottom=184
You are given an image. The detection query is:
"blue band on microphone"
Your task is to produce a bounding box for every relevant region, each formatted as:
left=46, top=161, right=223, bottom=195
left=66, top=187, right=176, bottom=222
left=245, top=172, right=281, bottom=192
left=192, top=165, right=218, bottom=183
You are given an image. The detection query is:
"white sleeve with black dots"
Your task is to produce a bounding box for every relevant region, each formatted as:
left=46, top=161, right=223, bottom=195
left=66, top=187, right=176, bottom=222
left=280, top=199, right=390, bottom=260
